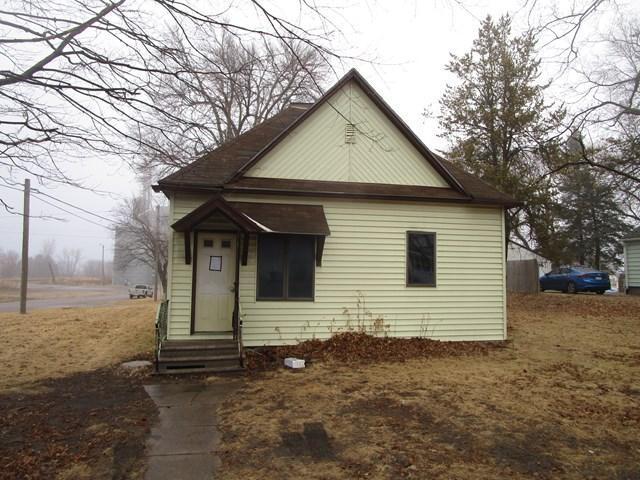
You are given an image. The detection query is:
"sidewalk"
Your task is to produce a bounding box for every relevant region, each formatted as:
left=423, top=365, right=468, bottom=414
left=144, top=380, right=242, bottom=479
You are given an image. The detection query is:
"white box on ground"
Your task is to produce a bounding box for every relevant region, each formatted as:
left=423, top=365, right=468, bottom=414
left=284, top=357, right=305, bottom=369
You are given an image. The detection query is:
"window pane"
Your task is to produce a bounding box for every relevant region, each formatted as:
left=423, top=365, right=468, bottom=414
left=287, top=236, right=315, bottom=298
left=408, top=233, right=435, bottom=285
left=258, top=236, right=285, bottom=298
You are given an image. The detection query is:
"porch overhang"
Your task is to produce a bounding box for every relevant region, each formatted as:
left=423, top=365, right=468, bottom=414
left=171, top=196, right=330, bottom=266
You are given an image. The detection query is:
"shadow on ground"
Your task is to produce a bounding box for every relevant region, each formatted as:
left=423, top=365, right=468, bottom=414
left=0, top=366, right=157, bottom=480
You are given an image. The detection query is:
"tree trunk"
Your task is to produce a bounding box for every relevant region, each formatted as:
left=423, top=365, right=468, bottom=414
left=47, top=261, right=56, bottom=284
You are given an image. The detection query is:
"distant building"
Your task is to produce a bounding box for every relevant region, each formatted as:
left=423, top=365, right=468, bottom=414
left=623, top=229, right=640, bottom=295
left=507, top=243, right=552, bottom=277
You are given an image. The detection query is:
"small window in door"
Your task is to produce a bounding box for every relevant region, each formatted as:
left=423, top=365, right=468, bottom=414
left=209, top=256, right=222, bottom=271
left=203, top=239, right=213, bottom=247
left=221, top=240, right=231, bottom=248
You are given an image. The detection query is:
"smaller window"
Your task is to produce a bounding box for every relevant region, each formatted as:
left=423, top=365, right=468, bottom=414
left=221, top=240, right=231, bottom=248
left=203, top=239, right=213, bottom=247
left=406, top=232, right=436, bottom=287
left=209, top=256, right=222, bottom=271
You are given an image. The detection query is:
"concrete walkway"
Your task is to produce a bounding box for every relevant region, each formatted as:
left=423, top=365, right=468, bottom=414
left=144, top=380, right=242, bottom=479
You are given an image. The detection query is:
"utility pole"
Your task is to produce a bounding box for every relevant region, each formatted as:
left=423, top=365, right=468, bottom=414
left=154, top=204, right=159, bottom=301
left=19, top=179, right=30, bottom=314
left=101, top=244, right=105, bottom=285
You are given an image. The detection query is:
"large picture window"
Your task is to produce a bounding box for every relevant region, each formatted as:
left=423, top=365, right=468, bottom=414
left=257, top=235, right=315, bottom=300
left=406, top=231, right=436, bottom=287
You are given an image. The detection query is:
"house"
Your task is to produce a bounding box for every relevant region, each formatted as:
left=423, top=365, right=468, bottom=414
left=507, top=242, right=552, bottom=277
left=152, top=69, right=519, bottom=373
left=623, top=229, right=640, bottom=295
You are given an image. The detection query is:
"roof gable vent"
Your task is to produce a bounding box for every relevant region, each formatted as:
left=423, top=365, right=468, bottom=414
left=345, top=123, right=356, bottom=144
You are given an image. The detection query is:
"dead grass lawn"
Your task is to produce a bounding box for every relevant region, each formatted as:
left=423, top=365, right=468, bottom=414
left=218, top=293, right=640, bottom=480
left=0, top=300, right=156, bottom=391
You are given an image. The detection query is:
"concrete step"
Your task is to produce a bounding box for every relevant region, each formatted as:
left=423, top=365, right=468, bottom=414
left=154, top=365, right=245, bottom=375
left=162, top=340, right=236, bottom=350
left=159, top=354, right=240, bottom=363
left=160, top=347, right=239, bottom=358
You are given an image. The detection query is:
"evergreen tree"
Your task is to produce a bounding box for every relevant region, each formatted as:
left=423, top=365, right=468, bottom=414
left=557, top=166, right=630, bottom=270
left=439, top=14, right=565, bottom=248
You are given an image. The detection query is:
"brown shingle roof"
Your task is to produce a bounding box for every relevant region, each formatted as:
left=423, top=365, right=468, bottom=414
left=156, top=69, right=520, bottom=208
left=159, top=105, right=309, bottom=188
left=171, top=196, right=330, bottom=236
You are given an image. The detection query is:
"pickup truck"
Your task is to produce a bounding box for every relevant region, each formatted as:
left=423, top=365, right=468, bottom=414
left=129, top=284, right=152, bottom=299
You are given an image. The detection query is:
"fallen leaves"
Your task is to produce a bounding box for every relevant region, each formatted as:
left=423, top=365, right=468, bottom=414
left=246, top=331, right=501, bottom=370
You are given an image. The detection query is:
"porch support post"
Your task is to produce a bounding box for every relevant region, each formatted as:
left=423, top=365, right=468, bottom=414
left=184, top=231, right=192, bottom=265
left=316, top=236, right=325, bottom=267
left=241, top=233, right=249, bottom=266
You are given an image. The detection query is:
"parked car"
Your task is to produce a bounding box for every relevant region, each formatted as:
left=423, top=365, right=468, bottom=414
left=129, top=284, right=151, bottom=299
left=540, top=266, right=611, bottom=294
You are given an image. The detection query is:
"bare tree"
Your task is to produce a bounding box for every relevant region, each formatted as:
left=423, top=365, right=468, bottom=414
left=113, top=197, right=168, bottom=295
left=83, top=259, right=112, bottom=280
left=0, top=0, right=340, bottom=202
left=59, top=248, right=82, bottom=277
left=528, top=1, right=639, bottom=220
left=41, top=239, right=57, bottom=283
left=134, top=31, right=329, bottom=176
left=0, top=249, right=20, bottom=278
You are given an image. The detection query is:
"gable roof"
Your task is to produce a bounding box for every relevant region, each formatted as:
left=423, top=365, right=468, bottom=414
left=159, top=104, right=310, bottom=188
left=155, top=69, right=520, bottom=207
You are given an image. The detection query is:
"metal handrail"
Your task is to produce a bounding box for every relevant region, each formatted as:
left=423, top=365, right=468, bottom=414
left=154, top=299, right=169, bottom=372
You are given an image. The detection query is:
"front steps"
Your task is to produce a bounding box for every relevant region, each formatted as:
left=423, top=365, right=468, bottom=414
left=156, top=339, right=244, bottom=374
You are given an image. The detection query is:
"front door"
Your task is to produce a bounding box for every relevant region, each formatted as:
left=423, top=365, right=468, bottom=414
left=194, top=233, right=237, bottom=333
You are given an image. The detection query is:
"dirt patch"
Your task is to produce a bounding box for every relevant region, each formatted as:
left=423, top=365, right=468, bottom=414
left=246, top=331, right=500, bottom=370
left=0, top=300, right=155, bottom=390
left=217, top=293, right=640, bottom=479
left=0, top=365, right=156, bottom=480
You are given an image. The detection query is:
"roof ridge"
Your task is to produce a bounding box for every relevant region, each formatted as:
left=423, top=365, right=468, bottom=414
left=226, top=68, right=467, bottom=194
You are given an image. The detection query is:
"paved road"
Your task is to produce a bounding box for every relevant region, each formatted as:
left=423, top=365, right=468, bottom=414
left=0, top=284, right=130, bottom=313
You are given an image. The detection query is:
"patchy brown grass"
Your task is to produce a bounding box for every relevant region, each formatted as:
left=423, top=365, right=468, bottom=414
left=218, top=293, right=640, bottom=480
left=0, top=301, right=158, bottom=479
left=0, top=366, right=156, bottom=480
left=0, top=300, right=156, bottom=391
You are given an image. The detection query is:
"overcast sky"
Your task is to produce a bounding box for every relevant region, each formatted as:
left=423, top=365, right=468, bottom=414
left=0, top=0, right=633, bottom=261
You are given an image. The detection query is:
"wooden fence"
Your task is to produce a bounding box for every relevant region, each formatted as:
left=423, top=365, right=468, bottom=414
left=507, top=259, right=540, bottom=293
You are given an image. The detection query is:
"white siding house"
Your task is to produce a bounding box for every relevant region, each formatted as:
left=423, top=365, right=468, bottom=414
left=623, top=230, right=640, bottom=295
left=153, top=69, right=519, bottom=372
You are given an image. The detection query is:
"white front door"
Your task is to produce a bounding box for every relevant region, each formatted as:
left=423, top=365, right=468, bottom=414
left=194, top=233, right=237, bottom=333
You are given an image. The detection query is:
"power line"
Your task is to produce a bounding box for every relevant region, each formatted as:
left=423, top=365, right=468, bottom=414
left=0, top=183, right=115, bottom=227
left=3, top=230, right=113, bottom=239
left=0, top=184, right=65, bottom=220
left=30, top=195, right=110, bottom=229
left=31, top=188, right=114, bottom=224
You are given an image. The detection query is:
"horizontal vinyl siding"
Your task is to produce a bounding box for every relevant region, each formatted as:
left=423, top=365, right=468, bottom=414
left=626, top=240, right=640, bottom=287
left=166, top=193, right=196, bottom=338
left=233, top=195, right=506, bottom=345
left=166, top=193, right=507, bottom=343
